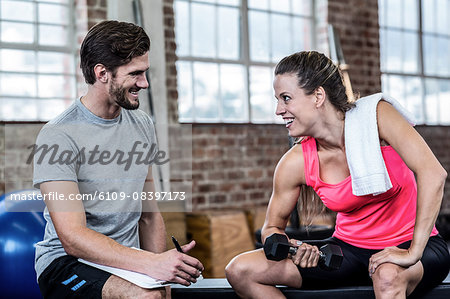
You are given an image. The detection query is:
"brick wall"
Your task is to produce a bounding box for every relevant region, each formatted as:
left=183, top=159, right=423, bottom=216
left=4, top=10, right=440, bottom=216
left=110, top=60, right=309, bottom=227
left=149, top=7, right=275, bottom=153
left=162, top=0, right=179, bottom=124
left=328, top=0, right=382, bottom=96
left=189, top=124, right=289, bottom=210
left=416, top=126, right=450, bottom=213
left=1, top=124, right=44, bottom=193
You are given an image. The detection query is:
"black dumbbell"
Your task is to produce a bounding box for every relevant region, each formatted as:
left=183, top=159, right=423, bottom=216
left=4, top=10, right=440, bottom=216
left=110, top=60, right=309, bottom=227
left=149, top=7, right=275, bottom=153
left=263, top=233, right=343, bottom=270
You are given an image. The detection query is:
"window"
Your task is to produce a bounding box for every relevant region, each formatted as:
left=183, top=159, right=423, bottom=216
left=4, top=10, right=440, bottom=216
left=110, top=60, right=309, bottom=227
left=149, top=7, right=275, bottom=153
left=378, top=0, right=450, bottom=125
left=175, top=0, right=315, bottom=123
left=0, top=0, right=76, bottom=121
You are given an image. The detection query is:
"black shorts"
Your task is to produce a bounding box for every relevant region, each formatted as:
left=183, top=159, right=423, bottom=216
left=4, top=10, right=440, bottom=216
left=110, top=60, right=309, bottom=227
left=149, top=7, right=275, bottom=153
left=298, top=235, right=450, bottom=297
left=38, top=255, right=111, bottom=299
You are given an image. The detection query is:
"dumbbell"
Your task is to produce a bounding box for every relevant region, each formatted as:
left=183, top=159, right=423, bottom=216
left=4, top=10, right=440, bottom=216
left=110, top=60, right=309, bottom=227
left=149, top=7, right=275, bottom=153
left=263, top=233, right=343, bottom=270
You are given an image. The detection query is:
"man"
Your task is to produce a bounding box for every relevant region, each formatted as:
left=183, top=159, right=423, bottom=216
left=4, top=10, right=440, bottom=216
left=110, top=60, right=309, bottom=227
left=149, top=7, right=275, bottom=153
left=33, top=20, right=203, bottom=298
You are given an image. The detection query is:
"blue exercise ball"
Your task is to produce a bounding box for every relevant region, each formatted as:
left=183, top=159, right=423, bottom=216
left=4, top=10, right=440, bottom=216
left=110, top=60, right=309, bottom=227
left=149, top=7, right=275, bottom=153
left=0, top=190, right=45, bottom=298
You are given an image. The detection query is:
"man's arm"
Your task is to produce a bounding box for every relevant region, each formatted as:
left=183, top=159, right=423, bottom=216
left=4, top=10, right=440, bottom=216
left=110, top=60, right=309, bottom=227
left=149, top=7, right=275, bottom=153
left=41, top=180, right=203, bottom=285
left=139, top=166, right=166, bottom=253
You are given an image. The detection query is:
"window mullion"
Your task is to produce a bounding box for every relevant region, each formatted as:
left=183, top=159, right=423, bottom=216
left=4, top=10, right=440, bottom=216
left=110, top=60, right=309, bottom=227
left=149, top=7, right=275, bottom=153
left=242, top=0, right=251, bottom=123
left=215, top=4, right=223, bottom=122
left=34, top=0, right=40, bottom=106
left=188, top=1, right=196, bottom=122
left=418, top=0, right=427, bottom=123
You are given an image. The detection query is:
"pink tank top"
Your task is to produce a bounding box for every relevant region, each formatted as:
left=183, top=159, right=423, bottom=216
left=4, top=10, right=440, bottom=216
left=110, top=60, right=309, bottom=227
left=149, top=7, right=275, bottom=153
left=301, top=136, right=438, bottom=249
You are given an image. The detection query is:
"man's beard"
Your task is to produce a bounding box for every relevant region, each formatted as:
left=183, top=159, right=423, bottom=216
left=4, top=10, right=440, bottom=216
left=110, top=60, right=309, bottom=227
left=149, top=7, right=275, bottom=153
left=109, top=80, right=140, bottom=110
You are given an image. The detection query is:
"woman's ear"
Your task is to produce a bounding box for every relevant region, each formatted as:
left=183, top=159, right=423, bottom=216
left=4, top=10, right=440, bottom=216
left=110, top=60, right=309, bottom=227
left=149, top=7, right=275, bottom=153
left=93, top=64, right=108, bottom=83
left=314, top=86, right=326, bottom=108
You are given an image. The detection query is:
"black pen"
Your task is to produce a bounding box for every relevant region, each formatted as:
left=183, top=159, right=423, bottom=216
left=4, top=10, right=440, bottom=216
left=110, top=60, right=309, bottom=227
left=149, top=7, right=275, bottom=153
left=171, top=236, right=184, bottom=253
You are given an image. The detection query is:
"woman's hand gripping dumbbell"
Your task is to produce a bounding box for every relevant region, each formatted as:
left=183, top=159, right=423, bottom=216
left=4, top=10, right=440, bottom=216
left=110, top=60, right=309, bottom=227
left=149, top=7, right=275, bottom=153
left=263, top=233, right=343, bottom=270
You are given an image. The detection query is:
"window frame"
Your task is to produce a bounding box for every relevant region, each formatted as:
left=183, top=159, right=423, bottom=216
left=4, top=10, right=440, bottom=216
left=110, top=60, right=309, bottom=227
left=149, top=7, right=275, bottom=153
left=175, top=0, right=316, bottom=124
left=379, top=0, right=450, bottom=125
left=0, top=0, right=77, bottom=122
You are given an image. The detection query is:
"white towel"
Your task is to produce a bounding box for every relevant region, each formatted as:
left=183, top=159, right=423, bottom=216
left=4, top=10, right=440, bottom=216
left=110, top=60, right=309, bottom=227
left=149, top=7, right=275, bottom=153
left=344, top=93, right=415, bottom=196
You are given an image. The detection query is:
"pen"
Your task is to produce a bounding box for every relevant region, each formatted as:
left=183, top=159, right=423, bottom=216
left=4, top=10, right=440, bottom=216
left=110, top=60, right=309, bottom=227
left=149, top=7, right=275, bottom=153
left=171, top=236, right=184, bottom=253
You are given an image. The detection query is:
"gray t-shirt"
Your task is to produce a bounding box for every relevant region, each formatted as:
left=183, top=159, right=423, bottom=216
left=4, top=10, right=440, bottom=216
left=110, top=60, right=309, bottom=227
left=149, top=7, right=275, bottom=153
left=33, top=98, right=158, bottom=278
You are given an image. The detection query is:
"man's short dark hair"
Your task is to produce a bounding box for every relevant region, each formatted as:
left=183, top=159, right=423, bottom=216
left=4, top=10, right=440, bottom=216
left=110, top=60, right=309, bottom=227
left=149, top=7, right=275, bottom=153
left=80, top=20, right=151, bottom=85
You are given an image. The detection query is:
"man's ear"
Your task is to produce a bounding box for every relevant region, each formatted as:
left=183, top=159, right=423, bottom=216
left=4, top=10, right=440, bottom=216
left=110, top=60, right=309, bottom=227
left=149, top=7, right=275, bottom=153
left=314, top=86, right=326, bottom=108
left=93, top=64, right=108, bottom=83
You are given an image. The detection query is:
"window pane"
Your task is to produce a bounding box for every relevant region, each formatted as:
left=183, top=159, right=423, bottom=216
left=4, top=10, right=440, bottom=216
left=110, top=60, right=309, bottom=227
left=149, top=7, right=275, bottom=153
left=438, top=79, right=450, bottom=124
left=1, top=0, right=34, bottom=22
left=39, top=25, right=68, bottom=46
left=292, top=17, right=312, bottom=51
left=38, top=3, right=69, bottom=25
left=381, top=73, right=389, bottom=91
left=423, top=34, right=438, bottom=75
left=217, top=0, right=240, bottom=6
left=1, top=21, right=34, bottom=43
left=249, top=11, right=270, bottom=62
left=269, top=0, right=289, bottom=14
left=37, top=0, right=69, bottom=3
left=0, top=73, right=36, bottom=97
left=402, top=32, right=418, bottom=73
left=0, top=49, right=36, bottom=72
left=37, top=99, right=71, bottom=120
left=422, top=0, right=434, bottom=33
left=218, top=7, right=239, bottom=60
left=175, top=1, right=190, bottom=57
left=437, top=37, right=450, bottom=76
left=220, top=64, right=247, bottom=121
left=0, top=98, right=39, bottom=121
left=388, top=75, right=406, bottom=107
left=378, top=0, right=386, bottom=27
left=436, top=0, right=449, bottom=35
left=386, top=0, right=401, bottom=28
left=379, top=29, right=387, bottom=71
left=292, top=0, right=312, bottom=16
left=176, top=61, right=193, bottom=122
left=38, top=52, right=74, bottom=74
left=192, top=3, right=215, bottom=57
left=248, top=0, right=268, bottom=10
left=404, top=77, right=423, bottom=123
left=38, top=75, right=75, bottom=98
left=250, top=66, right=273, bottom=122
left=424, top=78, right=439, bottom=124
left=193, top=62, right=219, bottom=121
left=271, top=13, right=291, bottom=62
left=403, top=0, right=418, bottom=30
left=385, top=29, right=402, bottom=72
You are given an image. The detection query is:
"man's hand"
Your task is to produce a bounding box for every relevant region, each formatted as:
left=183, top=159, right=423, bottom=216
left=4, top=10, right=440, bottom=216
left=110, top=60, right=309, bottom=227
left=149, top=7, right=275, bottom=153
left=288, top=239, right=321, bottom=268
left=145, top=240, right=204, bottom=286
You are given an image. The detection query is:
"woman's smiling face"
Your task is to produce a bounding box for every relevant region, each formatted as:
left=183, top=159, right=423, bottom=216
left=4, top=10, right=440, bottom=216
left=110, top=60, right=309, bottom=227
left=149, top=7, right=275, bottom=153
left=274, top=73, right=318, bottom=137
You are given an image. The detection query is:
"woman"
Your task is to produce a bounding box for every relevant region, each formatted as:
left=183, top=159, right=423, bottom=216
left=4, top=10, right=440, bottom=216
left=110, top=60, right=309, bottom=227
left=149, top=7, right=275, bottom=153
left=225, top=51, right=450, bottom=298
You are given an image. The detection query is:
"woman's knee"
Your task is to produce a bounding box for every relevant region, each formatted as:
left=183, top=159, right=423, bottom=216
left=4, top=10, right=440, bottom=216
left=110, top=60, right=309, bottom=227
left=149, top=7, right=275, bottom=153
left=226, top=250, right=262, bottom=285
left=372, top=264, right=405, bottom=294
left=226, top=253, right=250, bottom=282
